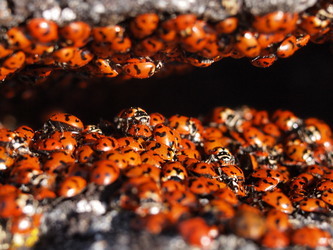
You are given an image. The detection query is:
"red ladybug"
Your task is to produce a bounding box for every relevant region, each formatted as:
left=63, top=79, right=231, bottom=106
left=130, top=13, right=159, bottom=39
left=60, top=21, right=91, bottom=47
left=291, top=227, right=331, bottom=248
left=27, top=18, right=58, bottom=43
left=90, top=160, right=120, bottom=185
left=251, top=54, right=277, bottom=68
left=46, top=113, right=84, bottom=133
left=123, top=58, right=158, bottom=79
left=58, top=176, right=87, bottom=198
left=262, top=190, right=294, bottom=214
left=235, top=31, right=261, bottom=58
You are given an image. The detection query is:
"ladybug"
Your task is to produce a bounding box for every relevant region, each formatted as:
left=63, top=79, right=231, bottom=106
left=125, top=164, right=161, bottom=183
left=291, top=227, right=331, bottom=248
left=144, top=141, right=175, bottom=161
left=75, top=145, right=95, bottom=163
left=50, top=131, right=78, bottom=154
left=188, top=176, right=225, bottom=195
left=188, top=162, right=219, bottom=179
left=212, top=187, right=239, bottom=205
left=115, top=107, right=150, bottom=131
left=285, top=141, right=314, bottom=164
left=33, top=187, right=57, bottom=200
left=60, top=21, right=91, bottom=47
left=45, top=113, right=84, bottom=133
left=300, top=14, right=331, bottom=36
left=289, top=173, right=314, bottom=191
left=136, top=180, right=162, bottom=203
left=252, top=169, right=284, bottom=183
left=183, top=53, right=215, bottom=68
left=305, top=164, right=326, bottom=178
left=235, top=31, right=261, bottom=58
left=253, top=177, right=279, bottom=192
left=117, top=137, right=144, bottom=151
left=2, top=51, right=26, bottom=72
left=173, top=14, right=197, bottom=31
left=122, top=58, right=158, bottom=79
left=118, top=147, right=142, bottom=166
left=90, top=160, right=120, bottom=185
left=218, top=164, right=245, bottom=185
left=93, top=136, right=119, bottom=152
left=203, top=198, right=235, bottom=220
left=177, top=149, right=201, bottom=161
left=88, top=59, right=119, bottom=78
left=0, top=146, right=15, bottom=170
left=298, top=197, right=328, bottom=213
left=261, top=229, right=290, bottom=248
left=140, top=150, right=165, bottom=168
left=321, top=190, right=333, bottom=206
left=265, top=208, right=290, bottom=232
left=168, top=114, right=199, bottom=138
left=126, top=124, right=153, bottom=140
left=262, top=123, right=281, bottom=138
left=153, top=124, right=181, bottom=150
left=91, top=38, right=131, bottom=57
left=10, top=214, right=42, bottom=234
left=0, top=192, right=23, bottom=218
left=180, top=20, right=208, bottom=53
left=209, top=106, right=239, bottom=129
left=0, top=44, right=13, bottom=58
left=130, top=13, right=159, bottom=39
left=53, top=47, right=93, bottom=68
left=198, top=32, right=220, bottom=59
left=134, top=36, right=164, bottom=57
left=58, top=176, right=87, bottom=198
left=277, top=35, right=297, bottom=58
left=14, top=126, right=35, bottom=143
left=6, top=27, right=32, bottom=50
left=178, top=217, right=217, bottom=247
left=272, top=109, right=302, bottom=132
left=230, top=209, right=266, bottom=240
left=0, top=128, right=16, bottom=144
left=43, top=151, right=75, bottom=173
left=203, top=138, right=232, bottom=155
left=257, top=32, right=285, bottom=48
left=149, top=113, right=166, bottom=127
left=316, top=180, right=333, bottom=191
left=262, top=190, right=294, bottom=214
left=295, top=33, right=310, bottom=49
left=81, top=131, right=105, bottom=145
left=142, top=213, right=170, bottom=235
left=34, top=138, right=63, bottom=153
left=302, top=117, right=332, bottom=145
left=179, top=138, right=197, bottom=150
left=161, top=162, right=188, bottom=182
left=100, top=150, right=128, bottom=169
left=164, top=189, right=197, bottom=207
left=252, top=11, right=298, bottom=34
left=27, top=18, right=58, bottom=43
left=9, top=165, right=43, bottom=185
left=251, top=54, right=277, bottom=68
left=92, top=25, right=125, bottom=43
left=215, top=17, right=238, bottom=34
left=202, top=127, right=224, bottom=140
left=15, top=154, right=41, bottom=169
left=161, top=180, right=185, bottom=193
left=243, top=126, right=267, bottom=148
left=206, top=147, right=235, bottom=165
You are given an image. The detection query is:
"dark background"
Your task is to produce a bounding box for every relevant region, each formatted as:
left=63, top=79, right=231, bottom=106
left=1, top=43, right=333, bottom=129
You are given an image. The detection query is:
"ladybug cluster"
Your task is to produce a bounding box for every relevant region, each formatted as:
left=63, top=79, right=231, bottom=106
left=0, top=0, right=332, bottom=82
left=1, top=106, right=333, bottom=248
